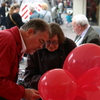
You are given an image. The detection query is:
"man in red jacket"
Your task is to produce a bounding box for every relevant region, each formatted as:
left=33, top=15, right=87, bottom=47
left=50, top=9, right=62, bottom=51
left=0, top=18, right=51, bottom=100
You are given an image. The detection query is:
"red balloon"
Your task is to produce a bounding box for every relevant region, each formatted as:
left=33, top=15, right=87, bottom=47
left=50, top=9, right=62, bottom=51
left=75, top=67, right=100, bottom=100
left=63, top=43, right=100, bottom=79
left=38, top=69, right=77, bottom=100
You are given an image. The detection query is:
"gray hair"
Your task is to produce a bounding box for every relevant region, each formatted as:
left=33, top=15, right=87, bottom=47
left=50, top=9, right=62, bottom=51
left=29, top=5, right=35, bottom=11
left=72, top=14, right=89, bottom=26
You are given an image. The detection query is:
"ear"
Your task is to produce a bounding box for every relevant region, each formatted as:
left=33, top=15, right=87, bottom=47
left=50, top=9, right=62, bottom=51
left=26, top=28, right=34, bottom=36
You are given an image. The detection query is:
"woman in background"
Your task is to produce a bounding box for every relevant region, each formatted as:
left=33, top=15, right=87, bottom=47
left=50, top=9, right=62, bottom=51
left=6, top=4, right=24, bottom=29
left=39, top=3, right=52, bottom=23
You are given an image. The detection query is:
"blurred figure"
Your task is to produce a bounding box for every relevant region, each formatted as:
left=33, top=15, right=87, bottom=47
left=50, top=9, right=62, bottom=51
left=57, top=0, right=63, bottom=25
left=51, top=6, right=58, bottom=23
left=0, top=3, right=8, bottom=30
left=39, top=3, right=52, bottom=23
left=63, top=0, right=67, bottom=13
left=6, top=4, right=24, bottom=29
left=72, top=14, right=100, bottom=46
left=5, top=3, right=10, bottom=15
left=11, top=1, right=18, bottom=6
left=66, top=12, right=72, bottom=27
left=29, top=5, right=42, bottom=20
left=24, top=23, right=76, bottom=100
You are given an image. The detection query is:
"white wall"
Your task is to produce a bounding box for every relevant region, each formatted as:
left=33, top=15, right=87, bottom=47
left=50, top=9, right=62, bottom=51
left=73, top=0, right=86, bottom=16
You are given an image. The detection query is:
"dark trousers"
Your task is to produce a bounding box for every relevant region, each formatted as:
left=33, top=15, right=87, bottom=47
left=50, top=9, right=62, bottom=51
left=58, top=13, right=63, bottom=25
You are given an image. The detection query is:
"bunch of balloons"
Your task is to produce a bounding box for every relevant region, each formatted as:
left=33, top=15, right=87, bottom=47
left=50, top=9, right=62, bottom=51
left=38, top=43, right=100, bottom=100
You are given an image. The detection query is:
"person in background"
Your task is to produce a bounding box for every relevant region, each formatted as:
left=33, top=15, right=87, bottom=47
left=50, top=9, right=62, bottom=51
left=29, top=5, right=42, bottom=20
left=66, top=12, right=72, bottom=27
left=57, top=0, right=63, bottom=25
left=6, top=4, right=24, bottom=29
left=0, top=18, right=51, bottom=100
left=24, top=23, right=76, bottom=100
left=11, top=1, right=18, bottom=6
left=51, top=6, right=58, bottom=23
left=39, top=3, right=52, bottom=23
left=63, top=0, right=67, bottom=14
left=5, top=3, right=10, bottom=15
left=72, top=14, right=100, bottom=46
left=0, top=2, right=8, bottom=30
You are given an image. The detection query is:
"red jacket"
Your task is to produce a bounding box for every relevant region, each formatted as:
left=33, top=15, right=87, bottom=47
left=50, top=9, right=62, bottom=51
left=0, top=26, right=24, bottom=100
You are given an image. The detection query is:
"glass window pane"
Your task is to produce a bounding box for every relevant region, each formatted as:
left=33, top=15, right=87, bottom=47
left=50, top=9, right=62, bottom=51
left=86, top=0, right=99, bottom=25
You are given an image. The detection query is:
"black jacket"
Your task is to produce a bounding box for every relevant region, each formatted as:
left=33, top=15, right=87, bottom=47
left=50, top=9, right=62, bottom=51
left=0, top=7, right=6, bottom=26
left=24, top=38, right=76, bottom=90
left=6, top=13, right=24, bottom=29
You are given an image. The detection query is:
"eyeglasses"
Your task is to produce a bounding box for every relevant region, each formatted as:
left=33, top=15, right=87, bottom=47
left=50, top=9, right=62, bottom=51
left=35, top=31, right=45, bottom=45
left=72, top=25, right=78, bottom=28
left=46, top=41, right=59, bottom=45
left=39, top=39, right=45, bottom=45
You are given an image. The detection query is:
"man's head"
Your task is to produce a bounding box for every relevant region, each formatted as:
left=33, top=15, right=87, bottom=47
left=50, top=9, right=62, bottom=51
left=72, top=14, right=89, bottom=35
left=20, top=18, right=51, bottom=54
left=29, top=5, right=35, bottom=12
left=45, top=23, right=66, bottom=52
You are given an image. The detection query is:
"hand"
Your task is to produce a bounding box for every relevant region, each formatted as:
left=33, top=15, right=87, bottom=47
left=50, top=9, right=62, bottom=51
left=23, top=89, right=40, bottom=100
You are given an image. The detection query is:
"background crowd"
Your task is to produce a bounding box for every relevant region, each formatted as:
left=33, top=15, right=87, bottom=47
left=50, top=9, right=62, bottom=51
left=0, top=0, right=73, bottom=30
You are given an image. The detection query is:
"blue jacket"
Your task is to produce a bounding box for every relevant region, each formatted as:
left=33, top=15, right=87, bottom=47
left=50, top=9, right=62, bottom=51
left=66, top=14, right=72, bottom=23
left=30, top=10, right=41, bottom=19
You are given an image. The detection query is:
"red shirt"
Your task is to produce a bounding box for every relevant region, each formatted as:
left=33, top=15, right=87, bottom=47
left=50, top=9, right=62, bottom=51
left=0, top=26, right=24, bottom=100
